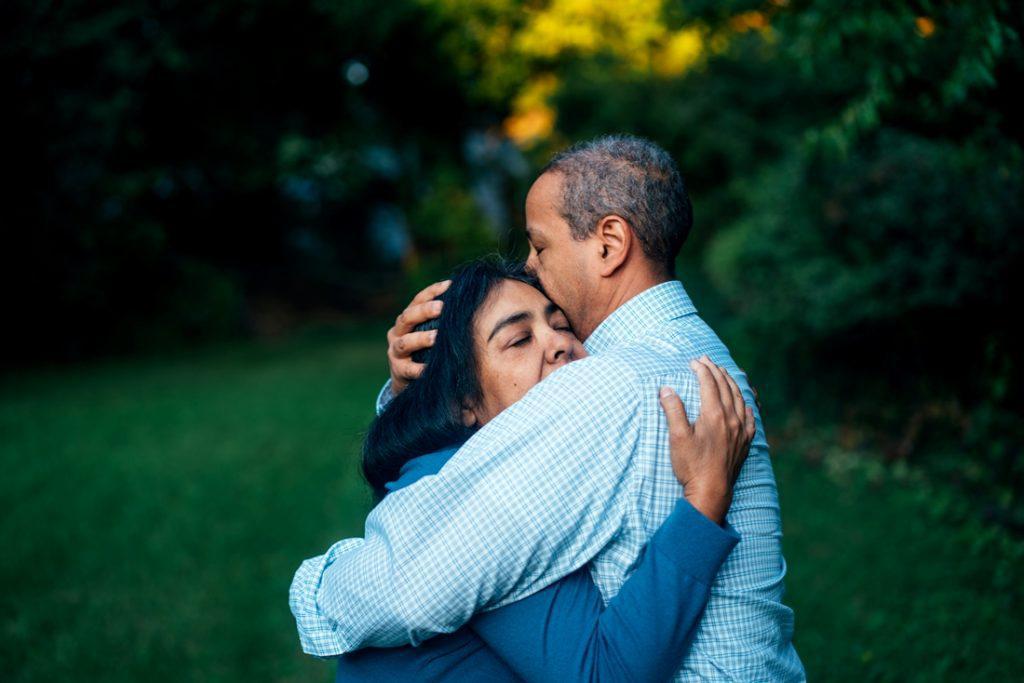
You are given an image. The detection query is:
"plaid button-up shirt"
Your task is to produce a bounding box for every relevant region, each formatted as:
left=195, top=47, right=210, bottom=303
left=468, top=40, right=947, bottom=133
left=290, top=280, right=804, bottom=681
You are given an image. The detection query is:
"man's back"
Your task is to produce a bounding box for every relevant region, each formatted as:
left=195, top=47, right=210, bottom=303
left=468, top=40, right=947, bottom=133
left=291, top=281, right=803, bottom=680
left=584, top=286, right=802, bottom=680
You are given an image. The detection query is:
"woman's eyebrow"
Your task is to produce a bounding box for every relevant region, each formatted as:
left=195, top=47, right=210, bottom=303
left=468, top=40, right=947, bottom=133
left=544, top=302, right=559, bottom=318
left=488, top=311, right=533, bottom=342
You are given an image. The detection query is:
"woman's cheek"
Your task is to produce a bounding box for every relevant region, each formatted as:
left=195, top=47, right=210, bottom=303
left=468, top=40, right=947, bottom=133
left=504, top=367, right=536, bottom=404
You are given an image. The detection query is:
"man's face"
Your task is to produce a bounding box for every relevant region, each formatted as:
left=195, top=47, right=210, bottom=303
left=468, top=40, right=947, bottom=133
left=524, top=172, right=596, bottom=338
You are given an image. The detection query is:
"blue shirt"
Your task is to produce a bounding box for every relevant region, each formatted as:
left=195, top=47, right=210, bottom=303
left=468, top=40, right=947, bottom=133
left=335, top=444, right=739, bottom=681
left=290, top=280, right=805, bottom=681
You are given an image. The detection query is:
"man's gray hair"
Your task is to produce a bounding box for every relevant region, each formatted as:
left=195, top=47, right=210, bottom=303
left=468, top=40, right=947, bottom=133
left=541, top=134, right=692, bottom=273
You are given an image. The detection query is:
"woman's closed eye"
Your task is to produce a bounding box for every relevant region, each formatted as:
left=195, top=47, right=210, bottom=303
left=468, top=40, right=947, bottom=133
left=510, top=333, right=532, bottom=348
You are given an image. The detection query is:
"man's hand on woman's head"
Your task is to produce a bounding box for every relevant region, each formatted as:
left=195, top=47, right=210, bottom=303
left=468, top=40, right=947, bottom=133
left=658, top=357, right=756, bottom=525
left=386, top=279, right=450, bottom=395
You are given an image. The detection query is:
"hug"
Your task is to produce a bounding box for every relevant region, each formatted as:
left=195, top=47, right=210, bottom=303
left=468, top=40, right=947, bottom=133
left=290, top=135, right=804, bottom=681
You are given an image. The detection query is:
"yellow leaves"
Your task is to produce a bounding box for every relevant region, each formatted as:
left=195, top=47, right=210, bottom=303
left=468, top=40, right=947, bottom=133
left=730, top=11, right=768, bottom=33
left=515, top=0, right=666, bottom=64
left=503, top=74, right=559, bottom=146
left=915, top=17, right=936, bottom=38
left=653, top=27, right=705, bottom=77
left=504, top=106, right=557, bottom=146
left=425, top=0, right=771, bottom=146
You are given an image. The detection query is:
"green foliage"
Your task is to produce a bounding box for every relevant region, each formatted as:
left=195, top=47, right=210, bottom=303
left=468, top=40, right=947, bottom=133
left=775, top=442, right=1024, bottom=680
left=687, top=1, right=1024, bottom=527
left=407, top=166, right=500, bottom=277
left=706, top=131, right=1023, bottom=345
left=773, top=0, right=1020, bottom=154
left=3, top=0, right=478, bottom=361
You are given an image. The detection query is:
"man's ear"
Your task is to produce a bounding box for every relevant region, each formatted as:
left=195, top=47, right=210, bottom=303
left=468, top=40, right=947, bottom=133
left=595, top=214, right=632, bottom=277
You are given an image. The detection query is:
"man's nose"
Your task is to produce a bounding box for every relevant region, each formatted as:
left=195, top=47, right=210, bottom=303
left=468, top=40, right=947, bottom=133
left=524, top=253, right=538, bottom=276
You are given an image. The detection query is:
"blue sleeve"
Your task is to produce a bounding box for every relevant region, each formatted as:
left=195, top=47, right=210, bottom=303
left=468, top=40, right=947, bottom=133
left=468, top=499, right=739, bottom=683
left=333, top=629, right=517, bottom=681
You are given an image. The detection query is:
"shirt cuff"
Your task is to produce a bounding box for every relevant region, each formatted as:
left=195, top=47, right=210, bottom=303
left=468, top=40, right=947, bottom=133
left=289, top=538, right=364, bottom=657
left=648, top=498, right=741, bottom=586
left=375, top=380, right=394, bottom=415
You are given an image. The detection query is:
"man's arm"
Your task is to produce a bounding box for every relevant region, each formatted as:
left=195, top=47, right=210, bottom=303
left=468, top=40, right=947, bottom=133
left=295, top=355, right=645, bottom=654
left=374, top=380, right=394, bottom=415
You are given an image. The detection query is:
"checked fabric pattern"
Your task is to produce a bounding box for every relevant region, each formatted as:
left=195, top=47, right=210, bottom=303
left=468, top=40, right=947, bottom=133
left=290, top=280, right=805, bottom=681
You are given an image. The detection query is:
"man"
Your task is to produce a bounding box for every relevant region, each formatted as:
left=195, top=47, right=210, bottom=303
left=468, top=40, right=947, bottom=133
left=291, top=135, right=805, bottom=680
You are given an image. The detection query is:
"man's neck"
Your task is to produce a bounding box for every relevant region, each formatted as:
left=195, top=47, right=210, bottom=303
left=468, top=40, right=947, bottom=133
left=579, top=268, right=671, bottom=341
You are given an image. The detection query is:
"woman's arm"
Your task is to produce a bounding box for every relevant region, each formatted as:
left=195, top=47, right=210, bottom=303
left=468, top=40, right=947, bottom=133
left=469, top=497, right=738, bottom=683
left=468, top=359, right=753, bottom=683
left=334, top=628, right=517, bottom=682
left=333, top=360, right=752, bottom=682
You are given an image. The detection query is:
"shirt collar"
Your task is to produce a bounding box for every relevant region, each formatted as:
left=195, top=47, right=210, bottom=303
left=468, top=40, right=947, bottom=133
left=583, top=280, right=697, bottom=355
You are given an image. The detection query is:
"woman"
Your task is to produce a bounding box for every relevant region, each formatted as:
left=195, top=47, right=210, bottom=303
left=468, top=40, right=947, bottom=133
left=341, top=258, right=754, bottom=682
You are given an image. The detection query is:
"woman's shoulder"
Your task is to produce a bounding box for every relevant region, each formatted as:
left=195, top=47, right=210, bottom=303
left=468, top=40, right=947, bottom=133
left=384, top=443, right=464, bottom=494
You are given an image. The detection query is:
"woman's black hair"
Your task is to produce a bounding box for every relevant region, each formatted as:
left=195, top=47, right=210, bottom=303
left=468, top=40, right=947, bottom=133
left=361, top=257, right=539, bottom=500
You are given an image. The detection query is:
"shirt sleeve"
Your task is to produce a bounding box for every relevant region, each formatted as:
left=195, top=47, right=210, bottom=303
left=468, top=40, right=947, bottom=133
left=289, top=539, right=364, bottom=657
left=374, top=379, right=393, bottom=415
left=299, top=355, right=645, bottom=653
left=469, top=499, right=739, bottom=683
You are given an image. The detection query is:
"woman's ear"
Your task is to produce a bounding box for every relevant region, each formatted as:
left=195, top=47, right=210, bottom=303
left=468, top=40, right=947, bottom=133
left=461, top=403, right=479, bottom=428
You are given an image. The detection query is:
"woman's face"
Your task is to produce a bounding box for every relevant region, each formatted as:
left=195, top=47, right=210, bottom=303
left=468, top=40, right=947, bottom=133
left=464, top=279, right=586, bottom=427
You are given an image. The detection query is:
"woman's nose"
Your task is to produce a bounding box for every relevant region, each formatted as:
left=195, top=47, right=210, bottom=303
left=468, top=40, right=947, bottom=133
left=545, top=331, right=572, bottom=365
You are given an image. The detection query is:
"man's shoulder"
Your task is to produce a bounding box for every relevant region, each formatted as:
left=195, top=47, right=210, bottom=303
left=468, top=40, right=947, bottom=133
left=527, top=352, right=644, bottom=404
left=601, top=328, right=708, bottom=381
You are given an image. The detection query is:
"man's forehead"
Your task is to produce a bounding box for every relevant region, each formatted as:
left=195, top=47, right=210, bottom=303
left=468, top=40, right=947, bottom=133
left=525, top=171, right=567, bottom=241
left=528, top=171, right=563, bottom=203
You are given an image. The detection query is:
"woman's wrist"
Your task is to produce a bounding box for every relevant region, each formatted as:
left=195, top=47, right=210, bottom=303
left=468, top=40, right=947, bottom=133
left=683, top=481, right=732, bottom=525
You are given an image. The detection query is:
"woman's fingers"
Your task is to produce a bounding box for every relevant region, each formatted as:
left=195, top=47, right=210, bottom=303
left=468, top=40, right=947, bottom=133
left=701, top=357, right=735, bottom=419
left=745, top=406, right=756, bottom=443
left=691, top=358, right=723, bottom=419
left=659, top=387, right=691, bottom=441
left=721, top=368, right=747, bottom=424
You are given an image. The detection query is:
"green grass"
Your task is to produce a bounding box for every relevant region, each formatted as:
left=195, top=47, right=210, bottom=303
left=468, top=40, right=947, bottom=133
left=1, top=329, right=1020, bottom=681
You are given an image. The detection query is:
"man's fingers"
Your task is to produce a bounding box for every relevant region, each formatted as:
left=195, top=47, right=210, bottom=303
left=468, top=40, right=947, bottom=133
left=392, top=330, right=438, bottom=359
left=659, top=387, right=691, bottom=439
left=399, top=360, right=426, bottom=381
left=410, top=279, right=452, bottom=305
left=394, top=300, right=444, bottom=336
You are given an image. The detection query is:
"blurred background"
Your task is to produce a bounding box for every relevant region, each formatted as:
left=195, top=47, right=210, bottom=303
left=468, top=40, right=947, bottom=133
left=2, top=0, right=1022, bottom=680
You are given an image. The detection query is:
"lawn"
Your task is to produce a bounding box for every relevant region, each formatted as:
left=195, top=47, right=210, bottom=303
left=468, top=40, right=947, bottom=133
left=1, top=327, right=1020, bottom=681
